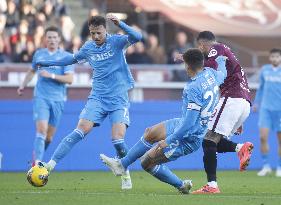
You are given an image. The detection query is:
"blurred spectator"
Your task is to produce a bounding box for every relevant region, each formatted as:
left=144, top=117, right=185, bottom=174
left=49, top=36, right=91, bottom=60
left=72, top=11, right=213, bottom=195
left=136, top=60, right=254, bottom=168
left=126, top=42, right=152, bottom=64
left=146, top=34, right=166, bottom=64
left=10, top=19, right=33, bottom=61
left=60, top=14, right=75, bottom=46
left=54, top=0, right=68, bottom=17
left=19, top=40, right=35, bottom=62
left=40, top=0, right=54, bottom=21
left=34, top=11, right=46, bottom=26
left=33, top=25, right=45, bottom=48
left=168, top=31, right=194, bottom=64
left=80, top=8, right=99, bottom=42
left=5, top=0, right=19, bottom=31
left=0, top=0, right=7, bottom=13
left=67, top=35, right=82, bottom=53
left=20, top=3, right=36, bottom=31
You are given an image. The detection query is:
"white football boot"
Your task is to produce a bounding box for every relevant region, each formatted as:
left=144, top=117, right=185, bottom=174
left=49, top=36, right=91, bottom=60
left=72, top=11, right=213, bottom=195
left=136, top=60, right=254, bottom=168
left=178, top=179, right=193, bottom=194
left=100, top=154, right=125, bottom=176
left=257, top=165, right=272, bottom=176
left=121, top=170, right=132, bottom=190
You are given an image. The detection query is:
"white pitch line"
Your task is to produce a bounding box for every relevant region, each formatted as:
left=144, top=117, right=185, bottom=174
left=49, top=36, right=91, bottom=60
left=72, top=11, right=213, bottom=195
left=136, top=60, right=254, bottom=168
left=5, top=191, right=281, bottom=199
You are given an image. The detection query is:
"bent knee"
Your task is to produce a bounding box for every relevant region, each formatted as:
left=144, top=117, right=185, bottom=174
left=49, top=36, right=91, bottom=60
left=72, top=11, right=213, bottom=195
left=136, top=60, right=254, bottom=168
left=144, top=127, right=157, bottom=143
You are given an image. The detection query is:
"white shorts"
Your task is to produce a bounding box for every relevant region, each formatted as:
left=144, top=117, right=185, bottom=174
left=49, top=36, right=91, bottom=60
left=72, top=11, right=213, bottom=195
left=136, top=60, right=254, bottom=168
left=208, top=97, right=250, bottom=137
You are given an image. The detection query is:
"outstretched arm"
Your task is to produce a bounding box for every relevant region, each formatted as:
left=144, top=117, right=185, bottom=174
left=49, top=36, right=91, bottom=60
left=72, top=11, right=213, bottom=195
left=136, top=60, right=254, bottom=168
left=106, top=14, right=142, bottom=44
left=36, top=54, right=77, bottom=67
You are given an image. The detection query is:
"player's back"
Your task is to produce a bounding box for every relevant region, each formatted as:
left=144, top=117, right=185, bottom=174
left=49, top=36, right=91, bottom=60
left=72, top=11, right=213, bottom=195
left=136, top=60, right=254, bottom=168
left=205, top=43, right=251, bottom=102
left=183, top=68, right=222, bottom=138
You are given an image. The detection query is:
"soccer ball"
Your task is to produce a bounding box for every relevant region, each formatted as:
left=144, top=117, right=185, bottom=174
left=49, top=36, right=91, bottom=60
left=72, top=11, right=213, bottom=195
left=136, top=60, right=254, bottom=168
left=27, top=164, right=49, bottom=187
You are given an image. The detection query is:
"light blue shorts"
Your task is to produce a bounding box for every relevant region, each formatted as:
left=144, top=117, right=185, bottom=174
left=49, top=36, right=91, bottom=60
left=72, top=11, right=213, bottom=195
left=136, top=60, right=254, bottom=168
left=33, top=97, right=64, bottom=127
left=79, top=95, right=130, bottom=127
left=163, top=118, right=201, bottom=161
left=259, top=108, right=281, bottom=131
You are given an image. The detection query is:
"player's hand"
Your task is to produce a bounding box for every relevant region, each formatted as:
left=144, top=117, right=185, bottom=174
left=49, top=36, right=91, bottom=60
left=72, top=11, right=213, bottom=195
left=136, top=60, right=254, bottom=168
left=17, top=86, right=24, bottom=96
left=234, top=125, right=243, bottom=135
left=106, top=13, right=120, bottom=26
left=39, top=70, right=52, bottom=78
left=215, top=55, right=228, bottom=64
left=173, top=52, right=184, bottom=63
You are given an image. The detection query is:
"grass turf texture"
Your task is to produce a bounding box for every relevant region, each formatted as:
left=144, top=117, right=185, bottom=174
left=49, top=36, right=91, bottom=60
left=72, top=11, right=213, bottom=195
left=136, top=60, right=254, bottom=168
left=0, top=171, right=280, bottom=205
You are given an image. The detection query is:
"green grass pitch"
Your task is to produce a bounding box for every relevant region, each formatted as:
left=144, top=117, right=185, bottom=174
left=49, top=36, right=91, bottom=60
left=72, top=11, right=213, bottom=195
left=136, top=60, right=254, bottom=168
left=0, top=170, right=280, bottom=205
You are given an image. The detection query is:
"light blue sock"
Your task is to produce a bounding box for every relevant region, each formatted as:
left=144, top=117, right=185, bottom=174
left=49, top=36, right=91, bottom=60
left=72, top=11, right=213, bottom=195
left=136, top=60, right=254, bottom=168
left=34, top=133, right=46, bottom=161
left=148, top=164, right=183, bottom=189
left=278, top=157, right=281, bottom=167
left=262, top=153, right=269, bottom=166
left=121, top=136, right=153, bottom=169
left=112, top=138, right=129, bottom=158
left=51, top=129, right=85, bottom=163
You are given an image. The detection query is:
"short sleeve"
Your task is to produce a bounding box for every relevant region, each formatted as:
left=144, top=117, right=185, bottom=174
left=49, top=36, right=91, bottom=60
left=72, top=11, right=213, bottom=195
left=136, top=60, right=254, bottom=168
left=73, top=42, right=89, bottom=63
left=204, top=45, right=224, bottom=70
left=31, top=50, right=39, bottom=71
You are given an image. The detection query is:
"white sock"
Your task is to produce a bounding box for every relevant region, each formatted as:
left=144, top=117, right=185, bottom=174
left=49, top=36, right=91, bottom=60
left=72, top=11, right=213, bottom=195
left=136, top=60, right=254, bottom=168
left=47, top=159, right=57, bottom=170
left=207, top=181, right=218, bottom=188
left=235, top=143, right=243, bottom=152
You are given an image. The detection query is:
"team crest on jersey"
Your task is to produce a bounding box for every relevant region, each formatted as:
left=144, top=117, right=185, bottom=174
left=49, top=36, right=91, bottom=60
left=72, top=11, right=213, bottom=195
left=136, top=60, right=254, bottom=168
left=106, top=44, right=111, bottom=50
left=208, top=49, right=217, bottom=57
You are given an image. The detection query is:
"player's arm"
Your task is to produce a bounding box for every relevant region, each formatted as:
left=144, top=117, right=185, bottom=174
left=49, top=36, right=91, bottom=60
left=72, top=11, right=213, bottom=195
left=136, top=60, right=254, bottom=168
left=36, top=54, right=77, bottom=67
left=166, top=106, right=200, bottom=142
left=107, top=14, right=142, bottom=44
left=253, top=68, right=265, bottom=111
left=39, top=70, right=74, bottom=84
left=17, top=68, right=36, bottom=96
left=213, top=55, right=228, bottom=84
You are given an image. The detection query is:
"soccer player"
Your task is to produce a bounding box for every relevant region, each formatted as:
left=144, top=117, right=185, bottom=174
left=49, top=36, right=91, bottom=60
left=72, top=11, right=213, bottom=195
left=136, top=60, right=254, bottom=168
left=17, top=26, right=74, bottom=166
left=35, top=14, right=142, bottom=189
left=100, top=48, right=227, bottom=194
left=254, top=48, right=281, bottom=177
left=192, top=31, right=254, bottom=194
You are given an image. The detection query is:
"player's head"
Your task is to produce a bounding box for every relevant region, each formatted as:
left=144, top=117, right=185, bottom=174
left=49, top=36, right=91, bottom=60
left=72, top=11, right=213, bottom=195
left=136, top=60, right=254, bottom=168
left=269, top=48, right=281, bottom=67
left=196, top=31, right=216, bottom=54
left=183, top=48, right=204, bottom=77
left=45, top=26, right=61, bottom=51
left=88, top=15, right=107, bottom=45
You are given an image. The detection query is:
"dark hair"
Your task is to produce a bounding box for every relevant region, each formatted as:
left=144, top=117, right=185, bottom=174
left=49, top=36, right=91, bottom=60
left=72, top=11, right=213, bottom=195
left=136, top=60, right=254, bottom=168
left=270, top=48, right=281, bottom=55
left=88, top=15, right=106, bottom=28
left=197, top=31, right=216, bottom=41
left=45, top=26, right=61, bottom=36
left=183, top=48, right=204, bottom=71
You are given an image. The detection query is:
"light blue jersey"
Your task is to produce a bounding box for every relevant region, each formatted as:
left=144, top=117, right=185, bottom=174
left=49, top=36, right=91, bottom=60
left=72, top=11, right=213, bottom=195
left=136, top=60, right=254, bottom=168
left=255, top=64, right=281, bottom=111
left=255, top=64, right=281, bottom=131
left=32, top=48, right=74, bottom=101
left=74, top=22, right=140, bottom=99
left=163, top=59, right=227, bottom=161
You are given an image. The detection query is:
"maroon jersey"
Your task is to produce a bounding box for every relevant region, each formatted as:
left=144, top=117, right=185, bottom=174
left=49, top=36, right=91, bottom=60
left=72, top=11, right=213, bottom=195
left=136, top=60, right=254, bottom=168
left=204, top=43, right=251, bottom=102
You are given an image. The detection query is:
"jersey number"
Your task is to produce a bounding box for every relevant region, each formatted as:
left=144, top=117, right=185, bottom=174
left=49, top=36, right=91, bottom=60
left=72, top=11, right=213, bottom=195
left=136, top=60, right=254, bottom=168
left=201, top=86, right=219, bottom=118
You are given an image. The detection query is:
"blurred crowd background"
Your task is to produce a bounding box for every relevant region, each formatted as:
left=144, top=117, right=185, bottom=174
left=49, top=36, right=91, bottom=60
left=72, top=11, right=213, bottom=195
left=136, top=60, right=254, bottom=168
left=0, top=0, right=195, bottom=65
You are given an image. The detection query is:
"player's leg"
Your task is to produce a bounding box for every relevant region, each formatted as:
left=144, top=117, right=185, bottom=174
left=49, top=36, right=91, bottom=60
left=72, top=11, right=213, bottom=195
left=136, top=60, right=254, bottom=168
left=100, top=118, right=179, bottom=175
left=45, top=101, right=64, bottom=150
left=276, top=132, right=281, bottom=177
left=141, top=137, right=200, bottom=194
left=45, top=99, right=105, bottom=171
left=257, top=108, right=272, bottom=176
left=45, top=125, right=55, bottom=150
left=274, top=111, right=281, bottom=177
left=32, top=98, right=50, bottom=164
